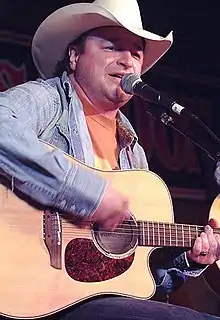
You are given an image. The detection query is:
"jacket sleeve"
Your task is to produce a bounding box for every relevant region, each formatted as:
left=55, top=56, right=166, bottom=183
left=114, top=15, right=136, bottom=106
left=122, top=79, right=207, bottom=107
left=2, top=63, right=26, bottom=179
left=153, top=248, right=208, bottom=295
left=0, top=81, right=107, bottom=219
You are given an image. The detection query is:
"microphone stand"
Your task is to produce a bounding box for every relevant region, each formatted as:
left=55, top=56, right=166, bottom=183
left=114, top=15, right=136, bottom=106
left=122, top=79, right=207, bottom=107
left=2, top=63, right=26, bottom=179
left=145, top=106, right=220, bottom=163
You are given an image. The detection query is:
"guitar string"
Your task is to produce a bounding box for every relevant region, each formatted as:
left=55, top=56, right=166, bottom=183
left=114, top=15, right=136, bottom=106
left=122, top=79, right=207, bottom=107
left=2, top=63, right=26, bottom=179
left=60, top=235, right=201, bottom=245
left=59, top=236, right=202, bottom=247
left=8, top=223, right=220, bottom=234
left=45, top=221, right=220, bottom=245
left=61, top=224, right=215, bottom=231
left=61, top=223, right=220, bottom=234
left=61, top=219, right=220, bottom=230
left=58, top=228, right=220, bottom=237
left=60, top=232, right=217, bottom=237
left=48, top=219, right=220, bottom=236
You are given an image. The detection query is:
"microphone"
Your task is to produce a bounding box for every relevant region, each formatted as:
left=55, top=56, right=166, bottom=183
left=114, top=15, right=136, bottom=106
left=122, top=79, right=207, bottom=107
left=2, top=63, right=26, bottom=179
left=120, top=73, right=197, bottom=119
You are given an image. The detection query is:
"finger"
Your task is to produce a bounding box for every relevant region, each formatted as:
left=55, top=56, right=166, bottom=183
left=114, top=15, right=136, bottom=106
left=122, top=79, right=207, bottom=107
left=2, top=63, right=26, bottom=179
left=208, top=218, right=218, bottom=228
left=215, top=234, right=220, bottom=260
left=121, top=200, right=130, bottom=220
left=202, top=225, right=217, bottom=263
left=191, top=235, right=203, bottom=257
left=206, top=232, right=217, bottom=256
left=124, top=210, right=131, bottom=220
left=102, top=219, right=117, bottom=231
left=104, top=213, right=125, bottom=231
left=122, top=199, right=129, bottom=211
left=200, top=228, right=210, bottom=253
left=204, top=224, right=216, bottom=253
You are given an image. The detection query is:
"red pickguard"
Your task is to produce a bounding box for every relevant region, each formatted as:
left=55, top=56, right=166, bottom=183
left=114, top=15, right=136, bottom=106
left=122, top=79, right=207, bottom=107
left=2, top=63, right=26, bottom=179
left=65, top=238, right=134, bottom=282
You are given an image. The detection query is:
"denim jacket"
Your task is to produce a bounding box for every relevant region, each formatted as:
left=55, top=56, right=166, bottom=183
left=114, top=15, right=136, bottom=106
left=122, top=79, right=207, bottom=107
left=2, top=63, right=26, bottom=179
left=0, top=71, right=206, bottom=296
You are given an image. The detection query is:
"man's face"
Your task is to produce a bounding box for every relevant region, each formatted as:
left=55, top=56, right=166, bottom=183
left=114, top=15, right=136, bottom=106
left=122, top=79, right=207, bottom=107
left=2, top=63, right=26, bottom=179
left=70, top=26, right=144, bottom=111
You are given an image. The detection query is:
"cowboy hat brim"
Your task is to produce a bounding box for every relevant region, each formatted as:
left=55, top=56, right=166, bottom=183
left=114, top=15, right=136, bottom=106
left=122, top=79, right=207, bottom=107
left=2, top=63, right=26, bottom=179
left=32, top=3, right=173, bottom=79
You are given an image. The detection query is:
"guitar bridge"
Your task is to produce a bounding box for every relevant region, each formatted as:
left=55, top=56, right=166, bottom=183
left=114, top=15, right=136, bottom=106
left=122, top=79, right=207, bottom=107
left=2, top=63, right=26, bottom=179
left=43, top=209, right=62, bottom=269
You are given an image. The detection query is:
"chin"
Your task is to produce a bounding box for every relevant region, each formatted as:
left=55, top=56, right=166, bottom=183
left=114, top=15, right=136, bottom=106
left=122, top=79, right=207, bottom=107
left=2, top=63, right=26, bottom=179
left=115, top=87, right=131, bottom=102
left=117, top=94, right=132, bottom=105
left=109, top=95, right=129, bottom=106
left=105, top=87, right=131, bottom=106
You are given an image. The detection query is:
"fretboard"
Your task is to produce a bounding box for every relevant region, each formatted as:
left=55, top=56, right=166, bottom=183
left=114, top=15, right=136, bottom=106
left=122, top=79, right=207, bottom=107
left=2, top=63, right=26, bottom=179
left=137, top=221, right=220, bottom=248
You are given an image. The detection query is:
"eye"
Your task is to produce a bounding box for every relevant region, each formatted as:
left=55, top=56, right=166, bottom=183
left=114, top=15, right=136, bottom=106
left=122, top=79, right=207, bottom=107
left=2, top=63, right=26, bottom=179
left=132, top=51, right=141, bottom=59
left=105, top=46, right=115, bottom=51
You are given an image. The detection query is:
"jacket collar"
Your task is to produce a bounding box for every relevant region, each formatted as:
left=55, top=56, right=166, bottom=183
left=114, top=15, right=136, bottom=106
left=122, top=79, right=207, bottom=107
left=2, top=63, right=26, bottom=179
left=61, top=71, right=138, bottom=149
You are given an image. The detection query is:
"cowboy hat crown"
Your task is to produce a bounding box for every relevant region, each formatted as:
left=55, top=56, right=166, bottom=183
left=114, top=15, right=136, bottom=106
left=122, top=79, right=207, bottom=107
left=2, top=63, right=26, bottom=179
left=32, top=0, right=173, bottom=79
left=93, top=0, right=143, bottom=28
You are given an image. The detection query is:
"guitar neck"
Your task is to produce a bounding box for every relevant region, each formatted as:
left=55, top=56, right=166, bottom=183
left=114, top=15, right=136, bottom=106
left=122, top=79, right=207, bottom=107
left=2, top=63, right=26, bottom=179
left=137, top=221, right=220, bottom=248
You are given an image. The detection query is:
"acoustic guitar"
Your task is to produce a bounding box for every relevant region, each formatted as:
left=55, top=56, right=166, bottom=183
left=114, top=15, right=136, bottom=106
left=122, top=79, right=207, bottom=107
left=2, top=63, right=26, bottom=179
left=0, top=142, right=219, bottom=319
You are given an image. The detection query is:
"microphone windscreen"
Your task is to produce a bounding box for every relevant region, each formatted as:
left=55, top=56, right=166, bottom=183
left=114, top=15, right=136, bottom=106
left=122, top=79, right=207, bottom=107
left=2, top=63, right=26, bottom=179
left=120, top=73, right=141, bottom=94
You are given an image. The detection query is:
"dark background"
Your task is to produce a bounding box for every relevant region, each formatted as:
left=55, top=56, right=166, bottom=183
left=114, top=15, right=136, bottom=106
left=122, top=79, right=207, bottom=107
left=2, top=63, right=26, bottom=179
left=1, top=1, right=220, bottom=77
left=1, top=1, right=220, bottom=314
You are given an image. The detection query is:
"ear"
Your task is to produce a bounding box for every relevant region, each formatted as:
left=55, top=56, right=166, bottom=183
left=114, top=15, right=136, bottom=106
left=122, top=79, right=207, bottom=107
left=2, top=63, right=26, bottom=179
left=69, top=45, right=80, bottom=71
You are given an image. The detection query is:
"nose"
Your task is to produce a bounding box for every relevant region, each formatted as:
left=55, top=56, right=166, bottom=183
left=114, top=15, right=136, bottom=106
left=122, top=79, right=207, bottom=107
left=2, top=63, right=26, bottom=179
left=117, top=51, right=133, bottom=69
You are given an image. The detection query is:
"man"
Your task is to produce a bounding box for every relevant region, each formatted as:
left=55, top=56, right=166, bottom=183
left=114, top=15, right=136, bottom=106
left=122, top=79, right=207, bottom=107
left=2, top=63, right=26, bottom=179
left=0, top=0, right=220, bottom=319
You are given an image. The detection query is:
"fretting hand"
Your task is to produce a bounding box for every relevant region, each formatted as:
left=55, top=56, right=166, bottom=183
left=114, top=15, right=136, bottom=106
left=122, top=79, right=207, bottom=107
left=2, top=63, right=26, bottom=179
left=187, top=218, right=220, bottom=265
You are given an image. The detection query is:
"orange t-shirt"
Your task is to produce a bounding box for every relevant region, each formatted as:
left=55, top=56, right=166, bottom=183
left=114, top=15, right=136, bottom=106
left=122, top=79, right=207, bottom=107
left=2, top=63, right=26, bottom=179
left=74, top=81, right=119, bottom=170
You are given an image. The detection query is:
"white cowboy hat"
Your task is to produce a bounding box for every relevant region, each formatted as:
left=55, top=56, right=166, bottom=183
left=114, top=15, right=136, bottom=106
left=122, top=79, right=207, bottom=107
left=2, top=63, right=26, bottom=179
left=32, top=0, right=173, bottom=79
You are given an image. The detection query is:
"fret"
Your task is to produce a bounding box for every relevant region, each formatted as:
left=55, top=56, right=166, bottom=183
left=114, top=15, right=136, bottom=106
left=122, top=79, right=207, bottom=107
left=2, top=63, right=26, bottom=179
left=163, top=222, right=166, bottom=246
left=147, top=222, right=150, bottom=246
left=152, top=222, right=155, bottom=246
left=188, top=225, right=191, bottom=247
left=175, top=225, right=178, bottom=247
left=138, top=220, right=213, bottom=249
left=182, top=224, right=184, bottom=247
left=147, top=222, right=149, bottom=246
left=196, top=225, right=199, bottom=238
left=146, top=222, right=150, bottom=245
left=157, top=223, right=160, bottom=246
left=171, top=224, right=179, bottom=247
left=164, top=223, right=169, bottom=247
left=150, top=222, right=154, bottom=245
left=169, top=224, right=172, bottom=246
left=142, top=221, right=145, bottom=246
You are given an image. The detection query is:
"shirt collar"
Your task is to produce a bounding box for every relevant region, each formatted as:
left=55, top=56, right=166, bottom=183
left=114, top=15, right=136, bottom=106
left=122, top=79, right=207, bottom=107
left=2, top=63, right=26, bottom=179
left=61, top=71, right=138, bottom=149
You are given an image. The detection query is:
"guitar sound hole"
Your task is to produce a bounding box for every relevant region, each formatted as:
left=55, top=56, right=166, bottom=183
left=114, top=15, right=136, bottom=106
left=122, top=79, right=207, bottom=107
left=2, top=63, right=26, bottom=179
left=92, top=215, right=138, bottom=258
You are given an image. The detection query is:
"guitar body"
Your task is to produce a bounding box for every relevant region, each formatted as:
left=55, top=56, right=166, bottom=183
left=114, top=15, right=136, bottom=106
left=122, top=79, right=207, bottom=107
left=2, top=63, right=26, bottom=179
left=0, top=154, right=174, bottom=319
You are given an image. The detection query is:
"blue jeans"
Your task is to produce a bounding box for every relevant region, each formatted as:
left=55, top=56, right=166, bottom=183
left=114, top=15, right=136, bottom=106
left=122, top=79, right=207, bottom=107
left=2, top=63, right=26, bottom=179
left=57, top=297, right=220, bottom=320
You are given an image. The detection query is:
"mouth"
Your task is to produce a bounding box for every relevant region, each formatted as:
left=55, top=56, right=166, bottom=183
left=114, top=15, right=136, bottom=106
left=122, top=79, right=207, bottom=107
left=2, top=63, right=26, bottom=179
left=110, top=73, right=125, bottom=79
